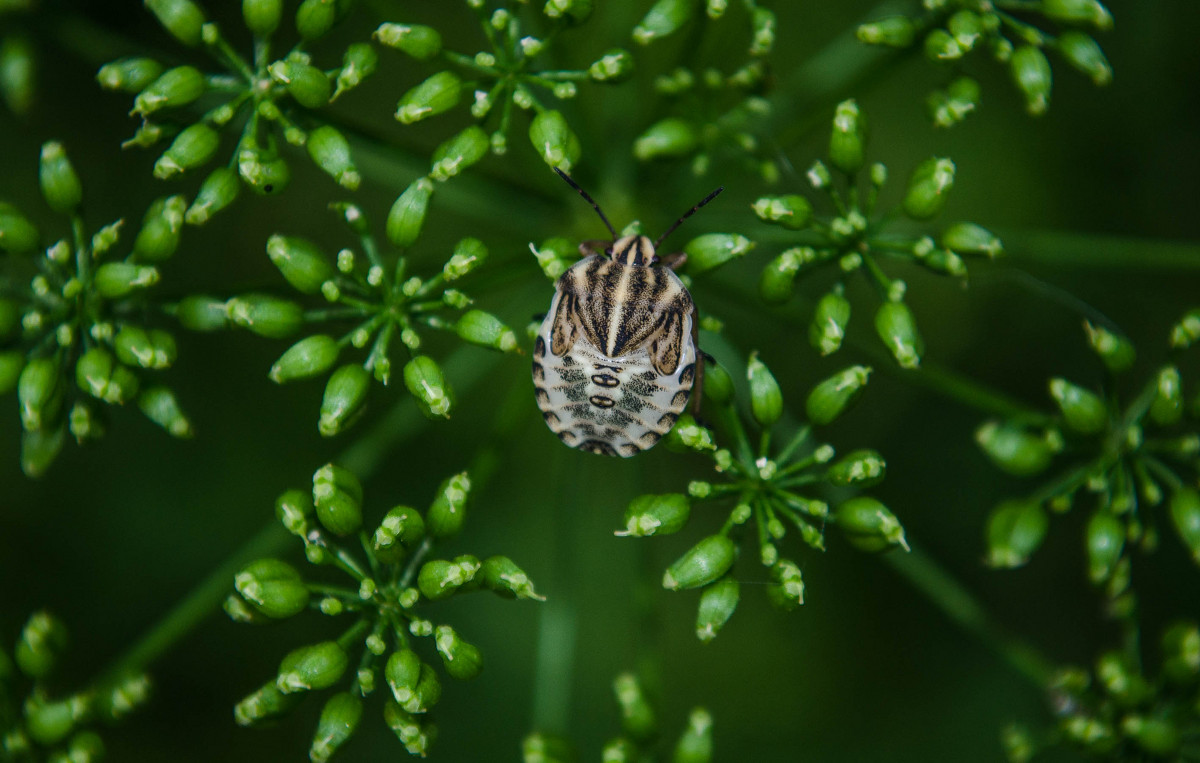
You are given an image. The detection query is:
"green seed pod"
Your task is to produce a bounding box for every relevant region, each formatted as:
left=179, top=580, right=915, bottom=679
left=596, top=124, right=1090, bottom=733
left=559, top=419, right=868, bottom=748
left=752, top=195, right=813, bottom=230
left=404, top=355, right=453, bottom=419
left=269, top=334, right=339, bottom=383
left=1048, top=377, right=1107, bottom=434
left=395, top=71, right=462, bottom=124
left=941, top=221, right=1002, bottom=258
left=154, top=123, right=219, bottom=180
left=310, top=691, right=362, bottom=763
left=1149, top=365, right=1183, bottom=426
left=243, top=0, right=282, bottom=36
left=401, top=665, right=442, bottom=714
left=1083, top=321, right=1134, bottom=373
left=620, top=493, right=691, bottom=537
left=435, top=625, right=483, bottom=680
left=237, top=135, right=291, bottom=195
left=427, top=471, right=471, bottom=538
left=372, top=505, right=425, bottom=564
left=234, top=680, right=302, bottom=726
left=21, top=425, right=67, bottom=477
left=133, top=65, right=206, bottom=115
left=766, top=558, right=805, bottom=611
left=176, top=294, right=230, bottom=331
left=985, top=500, right=1048, bottom=568
left=836, top=496, right=908, bottom=552
left=65, top=730, right=105, bottom=761
left=673, top=707, right=714, bottom=763
left=1160, top=620, right=1200, bottom=684
left=39, top=142, right=83, bottom=215
left=235, top=558, right=310, bottom=618
left=92, top=262, right=159, bottom=299
left=133, top=194, right=187, bottom=261
left=663, top=534, right=736, bottom=590
left=759, top=247, right=815, bottom=303
left=1169, top=308, right=1200, bottom=349
left=612, top=672, right=657, bottom=741
left=602, top=737, right=634, bottom=763
left=334, top=42, right=377, bottom=98
left=826, top=449, right=886, bottom=488
left=115, top=326, right=175, bottom=369
left=145, top=0, right=206, bottom=46
left=829, top=99, right=867, bottom=174
left=662, top=413, right=717, bottom=453
left=0, top=351, right=24, bottom=395
left=902, top=157, right=955, bottom=220
left=806, top=365, right=871, bottom=426
left=684, top=233, right=753, bottom=275
left=266, top=234, right=334, bottom=295
left=530, top=237, right=576, bottom=280
left=186, top=166, right=241, bottom=225
left=1085, top=509, right=1124, bottom=583
left=633, top=0, right=693, bottom=44
left=634, top=117, right=698, bottom=161
left=227, top=294, right=303, bottom=338
left=15, top=611, right=68, bottom=679
left=746, top=351, right=782, bottom=427
left=1056, top=31, right=1111, bottom=86
left=418, top=556, right=480, bottom=601
left=430, top=126, right=490, bottom=181
left=384, top=701, right=436, bottom=755
left=924, top=29, right=964, bottom=62
left=18, top=356, right=62, bottom=432
left=695, top=577, right=739, bottom=642
left=1010, top=45, right=1052, bottom=116
left=138, top=385, right=193, bottom=437
left=479, top=556, right=544, bottom=600
left=529, top=110, right=581, bottom=172
left=25, top=698, right=77, bottom=745
left=749, top=6, right=776, bottom=55
left=374, top=23, right=442, bottom=60
left=1169, top=488, right=1200, bottom=566
left=809, top=289, right=851, bottom=356
left=456, top=310, right=518, bottom=352
left=856, top=16, right=915, bottom=47
left=75, top=346, right=139, bottom=403
left=96, top=57, right=164, bottom=92
left=1042, top=0, right=1112, bottom=29
left=875, top=301, right=924, bottom=369
left=589, top=48, right=634, bottom=82
left=975, top=421, right=1055, bottom=477
left=443, top=237, right=488, bottom=282
left=928, top=76, right=982, bottom=128
left=305, top=125, right=359, bottom=189
left=277, top=641, right=349, bottom=693
left=269, top=60, right=331, bottom=109
left=0, top=202, right=39, bottom=254
left=385, top=649, right=421, bottom=703
left=275, top=488, right=314, bottom=536
left=544, top=0, right=593, bottom=24
left=702, top=362, right=733, bottom=406
left=295, top=0, right=343, bottom=40
left=1123, top=715, right=1181, bottom=757
left=386, top=177, right=434, bottom=247
left=312, top=462, right=363, bottom=535
left=1095, top=649, right=1151, bottom=705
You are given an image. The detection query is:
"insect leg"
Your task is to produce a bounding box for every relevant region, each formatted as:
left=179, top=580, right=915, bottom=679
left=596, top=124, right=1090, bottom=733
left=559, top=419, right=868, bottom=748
left=655, top=251, right=688, bottom=271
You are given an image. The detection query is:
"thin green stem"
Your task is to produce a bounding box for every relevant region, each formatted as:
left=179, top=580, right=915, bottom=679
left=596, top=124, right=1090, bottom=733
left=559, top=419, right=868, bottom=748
left=903, top=361, right=1054, bottom=425
left=999, top=229, right=1200, bottom=271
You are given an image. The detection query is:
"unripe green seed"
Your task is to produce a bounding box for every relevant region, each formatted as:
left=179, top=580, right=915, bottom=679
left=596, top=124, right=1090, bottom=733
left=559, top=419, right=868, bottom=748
left=305, top=125, right=359, bottom=189
left=266, top=234, right=334, bottom=295
left=746, top=351, right=782, bottom=427
left=683, top=233, right=753, bottom=275
left=186, top=166, right=241, bottom=225
left=1083, top=321, right=1135, bottom=373
left=1056, top=31, right=1112, bottom=86
left=1011, top=45, right=1052, bottom=116
left=444, top=237, right=488, bottom=281
left=766, top=558, right=805, bottom=611
left=334, top=42, right=377, bottom=98
left=133, top=65, right=206, bottom=115
left=396, top=71, right=462, bottom=124
left=269, top=60, right=331, bottom=109
left=1169, top=308, right=1200, bottom=349
left=386, top=649, right=421, bottom=704
left=275, top=488, right=314, bottom=536
left=807, top=365, right=871, bottom=426
left=928, top=76, right=982, bottom=128
left=0, top=351, right=24, bottom=395
left=826, top=449, right=886, bottom=488
left=613, top=673, right=657, bottom=743
left=752, top=195, right=813, bottom=230
left=145, top=0, right=206, bottom=46
left=227, top=294, right=303, bottom=338
left=384, top=700, right=436, bottom=755
left=1042, top=0, right=1112, bottom=29
left=296, top=0, right=342, bottom=40
left=1169, top=488, right=1200, bottom=566
left=1095, top=649, right=1151, bottom=705
left=619, top=493, right=690, bottom=537
left=372, top=505, right=425, bottom=564
left=479, top=556, right=544, bottom=600
left=270, top=334, right=339, bottom=383
left=1086, top=509, right=1124, bottom=583
left=18, top=356, right=62, bottom=432
left=25, top=698, right=77, bottom=745
left=456, top=310, right=518, bottom=352
left=875, top=301, right=924, bottom=369
left=15, top=611, right=68, bottom=679
left=114, top=326, right=175, bottom=369
left=277, top=641, right=349, bottom=693
left=431, top=126, right=489, bottom=181
left=759, top=247, right=818, bottom=303
left=138, top=385, right=193, bottom=437
left=975, top=421, right=1055, bottom=477
left=39, top=142, right=82, bottom=214
left=856, top=16, right=915, bottom=47
left=21, top=425, right=66, bottom=477
left=924, top=28, right=964, bottom=62
left=633, top=0, right=693, bottom=45
left=634, top=117, right=698, bottom=161
left=702, top=362, right=733, bottom=406
left=941, top=221, right=1002, bottom=258
left=985, top=500, right=1048, bottom=568
left=75, top=347, right=135, bottom=404
left=386, top=177, right=434, bottom=247
left=1160, top=620, right=1200, bottom=684
left=243, top=0, right=282, bottom=37
left=312, top=462, right=363, bottom=536
left=749, top=6, right=776, bottom=55
left=836, top=496, right=908, bottom=552
left=176, top=294, right=230, bottom=331
left=544, top=0, right=593, bottom=24
left=234, top=680, right=302, bottom=726
left=97, top=57, right=164, bottom=92
left=237, top=136, right=291, bottom=195
left=235, top=558, right=310, bottom=618
left=529, top=110, right=581, bottom=172
left=829, top=99, right=866, bottom=174
left=589, top=48, right=634, bottom=82
left=404, top=355, right=453, bottom=419
left=374, top=23, right=442, bottom=60
left=1124, top=715, right=1180, bottom=757
left=427, top=471, right=471, bottom=538
left=695, top=577, right=739, bottom=642
left=133, top=194, right=187, bottom=261
left=1048, top=377, right=1107, bottom=434
left=310, top=691, right=362, bottom=763
left=0, top=201, right=39, bottom=254
left=903, top=157, right=955, bottom=220
left=435, top=625, right=483, bottom=680
left=93, top=262, right=159, bottom=300
left=1149, top=365, right=1183, bottom=426
left=418, top=556, right=480, bottom=601
left=809, top=288, right=851, bottom=356
left=154, top=123, right=219, bottom=179
left=673, top=707, right=714, bottom=763
left=663, top=534, right=736, bottom=590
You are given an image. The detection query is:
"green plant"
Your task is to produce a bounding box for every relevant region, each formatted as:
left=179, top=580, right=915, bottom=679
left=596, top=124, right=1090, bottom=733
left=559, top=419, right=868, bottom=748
left=3, top=0, right=1199, bottom=760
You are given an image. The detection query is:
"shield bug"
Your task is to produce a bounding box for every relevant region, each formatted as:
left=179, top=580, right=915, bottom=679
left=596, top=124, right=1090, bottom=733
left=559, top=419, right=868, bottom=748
left=533, top=169, right=723, bottom=456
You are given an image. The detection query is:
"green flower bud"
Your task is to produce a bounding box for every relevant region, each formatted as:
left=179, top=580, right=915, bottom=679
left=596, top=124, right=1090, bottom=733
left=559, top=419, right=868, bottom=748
left=97, top=57, right=164, bottom=92
left=674, top=707, right=714, bottom=763
left=385, top=649, right=421, bottom=703
left=618, top=493, right=690, bottom=537
left=93, top=262, right=159, bottom=300
left=613, top=672, right=656, bottom=741
left=746, top=351, right=782, bottom=427
left=443, top=237, right=488, bottom=282
left=0, top=202, right=39, bottom=254
left=277, top=641, right=349, bottom=693
left=384, top=701, right=437, bottom=755
left=836, top=496, right=908, bottom=552
left=176, top=294, right=230, bottom=331
left=430, top=126, right=489, bottom=181
left=374, top=23, right=442, bottom=60
left=749, top=6, right=776, bottom=55
left=924, top=29, right=964, bottom=62
left=684, top=233, right=753, bottom=275
left=404, top=355, right=453, bottom=419
left=702, top=362, right=733, bottom=406
left=295, top=0, right=343, bottom=40
left=1085, top=509, right=1124, bottom=583
left=903, top=157, right=955, bottom=220
left=21, top=424, right=66, bottom=477
left=235, top=558, right=310, bottom=618
left=234, top=680, right=302, bottom=726
left=15, top=611, right=68, bottom=679
left=829, top=99, right=866, bottom=174
left=418, top=556, right=480, bottom=601
left=1160, top=620, right=1200, bottom=684
left=662, top=413, right=717, bottom=453
left=399, top=664, right=442, bottom=715
left=826, top=449, right=886, bottom=488
left=386, top=177, right=434, bottom=247
left=372, top=505, right=426, bottom=564
left=133, top=194, right=187, bottom=261
left=268, top=60, right=331, bottom=109
left=243, top=0, right=282, bottom=36
left=133, top=65, right=206, bottom=115
left=145, top=0, right=205, bottom=46
left=1048, top=377, right=1106, bottom=434
left=695, top=577, right=739, bottom=642
left=1095, top=649, right=1151, bottom=705
left=766, top=558, right=805, bottom=611
left=1011, top=45, right=1052, bottom=116
left=310, top=691, right=362, bottom=763
left=65, top=730, right=105, bottom=761
left=69, top=399, right=106, bottom=443
left=1169, top=308, right=1200, bottom=349
left=275, top=488, right=314, bottom=536
left=1056, top=31, right=1111, bottom=86
left=1148, top=365, right=1182, bottom=426
left=427, top=471, right=470, bottom=538
left=589, top=48, right=634, bottom=82
left=227, top=293, right=303, bottom=338
left=25, top=697, right=79, bottom=746
left=809, top=289, right=851, bottom=356
left=18, top=356, right=62, bottom=431
left=530, top=237, right=575, bottom=280
left=303, top=125, right=359, bottom=189
left=759, top=247, right=816, bottom=303
left=928, top=76, right=982, bottom=128
left=1042, top=0, right=1112, bottom=29
left=396, top=71, right=462, bottom=124
left=154, top=123, right=219, bottom=179
left=874, top=301, right=924, bottom=369
left=806, top=365, right=870, bottom=426
left=312, top=462, right=363, bottom=535
left=0, top=351, right=24, bottom=395
left=857, top=16, right=915, bottom=47
left=633, top=0, right=693, bottom=45
left=75, top=347, right=138, bottom=404
left=333, top=42, right=377, bottom=99
left=266, top=234, right=334, bottom=295
left=435, top=625, right=483, bottom=680
left=39, top=142, right=82, bottom=214
left=237, top=135, right=290, bottom=195
left=1170, top=488, right=1200, bottom=566
left=479, top=556, right=544, bottom=601
left=975, top=421, right=1055, bottom=477
left=115, top=326, right=175, bottom=369
left=138, top=385, right=193, bottom=437
left=663, top=534, right=736, bottom=590
left=634, top=117, right=698, bottom=161
left=985, top=500, right=1048, bottom=568
left=186, top=167, right=241, bottom=225
left=529, top=110, right=581, bottom=172
left=941, top=221, right=1002, bottom=258
left=544, top=0, right=593, bottom=24
left=1123, top=715, right=1180, bottom=757
left=269, top=334, right=339, bottom=383
left=456, top=310, right=518, bottom=352
left=1083, top=321, right=1134, bottom=373
left=752, top=195, right=813, bottom=230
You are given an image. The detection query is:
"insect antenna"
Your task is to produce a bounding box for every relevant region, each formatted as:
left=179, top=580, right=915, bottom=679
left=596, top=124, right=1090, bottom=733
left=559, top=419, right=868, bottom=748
left=554, top=167, right=617, bottom=240
left=654, top=186, right=725, bottom=250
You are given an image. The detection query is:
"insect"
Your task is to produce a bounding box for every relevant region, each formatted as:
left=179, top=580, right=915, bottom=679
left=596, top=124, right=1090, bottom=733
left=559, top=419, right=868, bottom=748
left=533, top=168, right=723, bottom=457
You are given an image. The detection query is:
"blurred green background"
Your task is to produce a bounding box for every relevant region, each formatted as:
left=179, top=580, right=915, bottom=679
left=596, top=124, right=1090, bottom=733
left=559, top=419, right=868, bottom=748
left=2, top=0, right=1199, bottom=760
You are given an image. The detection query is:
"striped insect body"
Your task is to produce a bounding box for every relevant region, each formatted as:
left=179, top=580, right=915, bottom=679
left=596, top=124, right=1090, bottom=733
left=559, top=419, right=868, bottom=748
left=533, top=171, right=723, bottom=457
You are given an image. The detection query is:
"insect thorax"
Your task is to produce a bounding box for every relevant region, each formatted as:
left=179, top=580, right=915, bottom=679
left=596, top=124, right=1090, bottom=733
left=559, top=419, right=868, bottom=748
left=610, top=234, right=656, bottom=266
